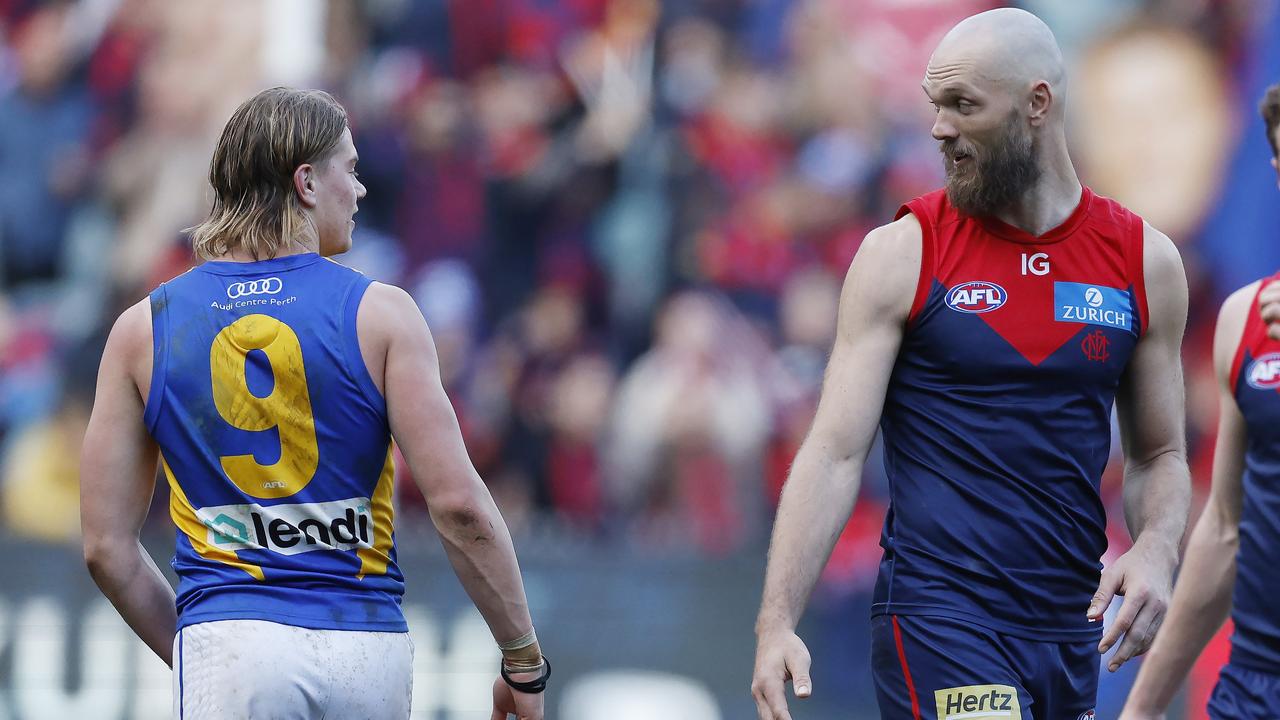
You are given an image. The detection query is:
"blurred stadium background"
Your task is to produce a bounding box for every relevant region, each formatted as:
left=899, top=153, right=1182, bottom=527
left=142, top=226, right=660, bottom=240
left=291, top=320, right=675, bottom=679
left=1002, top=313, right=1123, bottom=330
left=0, top=0, right=1277, bottom=717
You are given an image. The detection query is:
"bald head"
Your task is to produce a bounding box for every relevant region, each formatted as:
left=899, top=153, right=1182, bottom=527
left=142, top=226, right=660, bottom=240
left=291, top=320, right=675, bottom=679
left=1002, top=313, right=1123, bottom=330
left=930, top=8, right=1064, bottom=98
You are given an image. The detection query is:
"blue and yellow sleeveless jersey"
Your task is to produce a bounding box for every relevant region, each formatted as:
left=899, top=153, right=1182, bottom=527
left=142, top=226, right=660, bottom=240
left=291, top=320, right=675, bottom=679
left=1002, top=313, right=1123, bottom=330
left=144, top=252, right=406, bottom=632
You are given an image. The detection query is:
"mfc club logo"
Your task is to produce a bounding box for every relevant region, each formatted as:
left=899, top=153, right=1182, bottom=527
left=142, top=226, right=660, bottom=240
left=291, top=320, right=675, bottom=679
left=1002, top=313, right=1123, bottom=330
left=1081, top=330, right=1110, bottom=362
left=1247, top=352, right=1280, bottom=390
left=227, top=277, right=283, bottom=299
left=945, top=281, right=1008, bottom=314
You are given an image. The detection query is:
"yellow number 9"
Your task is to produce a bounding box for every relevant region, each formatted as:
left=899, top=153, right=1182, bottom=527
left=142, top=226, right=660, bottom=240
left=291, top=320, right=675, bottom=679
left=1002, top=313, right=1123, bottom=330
left=210, top=314, right=318, bottom=498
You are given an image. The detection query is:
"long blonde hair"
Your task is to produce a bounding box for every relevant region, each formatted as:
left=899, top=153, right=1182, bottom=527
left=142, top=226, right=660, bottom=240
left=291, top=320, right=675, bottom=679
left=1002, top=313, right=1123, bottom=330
left=190, top=88, right=348, bottom=260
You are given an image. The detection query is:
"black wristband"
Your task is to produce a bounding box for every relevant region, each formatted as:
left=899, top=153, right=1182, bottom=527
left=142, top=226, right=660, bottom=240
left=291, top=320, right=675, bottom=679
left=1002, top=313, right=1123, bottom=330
left=501, top=655, right=551, bottom=694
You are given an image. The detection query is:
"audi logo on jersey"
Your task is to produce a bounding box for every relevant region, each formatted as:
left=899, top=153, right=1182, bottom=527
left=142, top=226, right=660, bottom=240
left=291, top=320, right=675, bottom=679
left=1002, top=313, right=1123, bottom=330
left=226, top=277, right=283, bottom=298
left=945, top=281, right=1007, bottom=314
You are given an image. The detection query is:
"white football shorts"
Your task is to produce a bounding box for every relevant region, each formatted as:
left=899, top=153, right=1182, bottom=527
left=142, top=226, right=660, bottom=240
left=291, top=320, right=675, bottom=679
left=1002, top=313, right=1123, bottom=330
left=172, top=619, right=413, bottom=719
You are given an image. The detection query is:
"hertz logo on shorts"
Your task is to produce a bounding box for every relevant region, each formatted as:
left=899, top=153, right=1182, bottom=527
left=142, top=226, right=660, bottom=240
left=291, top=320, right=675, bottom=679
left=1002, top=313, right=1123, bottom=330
left=935, top=684, right=1022, bottom=720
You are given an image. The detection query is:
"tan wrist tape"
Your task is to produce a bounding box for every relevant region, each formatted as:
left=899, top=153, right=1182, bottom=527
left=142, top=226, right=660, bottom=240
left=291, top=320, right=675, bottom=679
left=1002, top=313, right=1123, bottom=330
left=498, top=628, right=537, bottom=652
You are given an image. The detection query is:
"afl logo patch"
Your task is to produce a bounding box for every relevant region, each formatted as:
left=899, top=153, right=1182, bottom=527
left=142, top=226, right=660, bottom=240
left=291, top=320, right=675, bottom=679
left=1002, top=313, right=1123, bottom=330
left=1076, top=711, right=1095, bottom=720
left=945, top=281, right=1007, bottom=314
left=1247, top=352, right=1280, bottom=390
left=227, top=277, right=283, bottom=299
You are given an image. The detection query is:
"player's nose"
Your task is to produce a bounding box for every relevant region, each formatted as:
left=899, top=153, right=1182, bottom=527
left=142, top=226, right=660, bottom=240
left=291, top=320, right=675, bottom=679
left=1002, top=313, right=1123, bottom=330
left=931, top=113, right=958, bottom=142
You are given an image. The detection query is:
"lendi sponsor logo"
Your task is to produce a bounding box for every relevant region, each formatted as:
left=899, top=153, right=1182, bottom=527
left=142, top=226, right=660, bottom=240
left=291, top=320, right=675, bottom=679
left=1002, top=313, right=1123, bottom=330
left=934, top=684, right=1021, bottom=720
left=196, top=497, right=373, bottom=555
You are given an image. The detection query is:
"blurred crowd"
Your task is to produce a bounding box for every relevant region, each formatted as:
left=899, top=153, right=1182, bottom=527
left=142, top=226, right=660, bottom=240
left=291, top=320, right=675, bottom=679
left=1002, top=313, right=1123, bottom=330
left=0, top=0, right=1271, bottom=590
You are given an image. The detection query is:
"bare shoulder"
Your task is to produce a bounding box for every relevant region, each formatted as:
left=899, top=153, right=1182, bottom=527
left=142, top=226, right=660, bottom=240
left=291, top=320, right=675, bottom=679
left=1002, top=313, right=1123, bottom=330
left=840, top=213, right=923, bottom=320
left=1213, top=280, right=1260, bottom=377
left=107, top=297, right=152, bottom=364
left=102, top=297, right=152, bottom=395
left=1141, top=222, right=1186, bottom=285
left=357, top=281, right=434, bottom=351
left=113, top=297, right=151, bottom=338
left=856, top=213, right=922, bottom=267
left=1139, top=222, right=1188, bottom=336
left=360, top=282, right=424, bottom=330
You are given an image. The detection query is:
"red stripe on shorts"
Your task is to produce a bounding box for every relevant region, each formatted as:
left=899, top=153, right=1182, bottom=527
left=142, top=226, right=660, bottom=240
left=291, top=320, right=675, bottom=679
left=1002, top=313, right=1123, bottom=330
left=891, top=615, right=922, bottom=720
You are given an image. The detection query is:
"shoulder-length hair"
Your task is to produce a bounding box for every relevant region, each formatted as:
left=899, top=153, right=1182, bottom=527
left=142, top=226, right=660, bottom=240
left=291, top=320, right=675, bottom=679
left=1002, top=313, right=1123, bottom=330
left=189, top=87, right=348, bottom=260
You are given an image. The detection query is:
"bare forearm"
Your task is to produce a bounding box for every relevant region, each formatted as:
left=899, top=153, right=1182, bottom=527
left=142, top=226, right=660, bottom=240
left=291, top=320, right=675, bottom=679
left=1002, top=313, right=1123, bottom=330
left=431, top=489, right=534, bottom=644
left=1123, top=451, right=1191, bottom=560
left=1126, top=512, right=1236, bottom=712
left=85, top=541, right=176, bottom=665
left=756, top=444, right=863, bottom=635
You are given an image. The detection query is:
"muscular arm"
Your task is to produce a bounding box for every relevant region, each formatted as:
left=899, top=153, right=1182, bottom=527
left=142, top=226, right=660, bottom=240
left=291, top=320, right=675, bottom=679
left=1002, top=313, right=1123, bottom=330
left=751, top=216, right=920, bottom=717
left=81, top=299, right=177, bottom=665
left=1116, top=225, right=1192, bottom=558
left=1122, top=282, right=1252, bottom=716
left=358, top=284, right=536, bottom=653
left=1094, top=223, right=1192, bottom=669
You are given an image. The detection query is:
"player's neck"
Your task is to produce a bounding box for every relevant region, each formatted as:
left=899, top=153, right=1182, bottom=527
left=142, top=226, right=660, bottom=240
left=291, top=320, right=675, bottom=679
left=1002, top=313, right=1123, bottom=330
left=992, top=151, right=1082, bottom=237
left=211, top=239, right=320, bottom=264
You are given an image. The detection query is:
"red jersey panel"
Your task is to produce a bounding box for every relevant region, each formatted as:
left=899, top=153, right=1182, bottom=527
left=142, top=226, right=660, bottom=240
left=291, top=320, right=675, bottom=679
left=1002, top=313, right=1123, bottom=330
left=1224, top=274, right=1280, bottom=673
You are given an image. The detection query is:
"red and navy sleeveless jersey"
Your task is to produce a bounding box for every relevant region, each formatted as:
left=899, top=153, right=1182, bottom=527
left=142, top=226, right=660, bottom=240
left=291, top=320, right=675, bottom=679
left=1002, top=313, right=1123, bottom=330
left=1226, top=274, right=1280, bottom=672
left=145, top=252, right=405, bottom=632
left=874, top=187, right=1147, bottom=641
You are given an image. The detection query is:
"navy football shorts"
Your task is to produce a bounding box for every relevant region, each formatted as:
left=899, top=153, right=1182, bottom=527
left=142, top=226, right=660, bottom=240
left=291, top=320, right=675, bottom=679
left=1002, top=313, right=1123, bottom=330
left=870, top=614, right=1098, bottom=720
left=1208, top=662, right=1280, bottom=719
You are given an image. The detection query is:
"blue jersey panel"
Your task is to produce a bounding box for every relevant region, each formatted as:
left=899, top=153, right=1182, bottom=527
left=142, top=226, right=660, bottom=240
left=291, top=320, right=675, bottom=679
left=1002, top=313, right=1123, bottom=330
left=146, top=253, right=405, bottom=632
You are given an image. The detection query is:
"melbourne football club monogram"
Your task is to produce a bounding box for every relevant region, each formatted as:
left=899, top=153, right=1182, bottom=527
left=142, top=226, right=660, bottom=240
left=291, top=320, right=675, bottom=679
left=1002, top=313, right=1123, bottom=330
left=1081, top=330, right=1110, bottom=362
left=1247, top=352, right=1280, bottom=390
left=227, top=277, right=284, bottom=298
left=945, top=281, right=1008, bottom=314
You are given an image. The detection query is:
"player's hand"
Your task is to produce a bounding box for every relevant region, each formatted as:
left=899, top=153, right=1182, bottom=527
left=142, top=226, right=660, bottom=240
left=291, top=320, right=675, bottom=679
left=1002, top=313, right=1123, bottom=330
left=1260, top=283, right=1280, bottom=340
left=491, top=672, right=544, bottom=720
left=751, top=629, right=812, bottom=720
left=1088, top=541, right=1174, bottom=672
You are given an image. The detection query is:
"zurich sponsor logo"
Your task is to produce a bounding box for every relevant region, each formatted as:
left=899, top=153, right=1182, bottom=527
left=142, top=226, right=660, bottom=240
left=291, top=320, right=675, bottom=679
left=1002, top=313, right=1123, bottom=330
left=1247, top=352, right=1280, bottom=390
left=1055, top=282, right=1135, bottom=334
left=227, top=277, right=283, bottom=299
left=945, top=281, right=1007, bottom=314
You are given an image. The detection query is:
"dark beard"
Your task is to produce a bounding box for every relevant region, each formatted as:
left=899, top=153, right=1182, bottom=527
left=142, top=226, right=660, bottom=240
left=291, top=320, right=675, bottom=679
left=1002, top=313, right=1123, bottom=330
left=942, top=113, right=1040, bottom=217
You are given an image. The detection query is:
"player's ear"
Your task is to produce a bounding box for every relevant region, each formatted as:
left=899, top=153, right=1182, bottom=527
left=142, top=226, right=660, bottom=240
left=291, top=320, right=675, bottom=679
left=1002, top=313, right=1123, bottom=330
left=1028, top=80, right=1051, bottom=127
left=293, top=163, right=318, bottom=208
left=1272, top=156, right=1279, bottom=189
